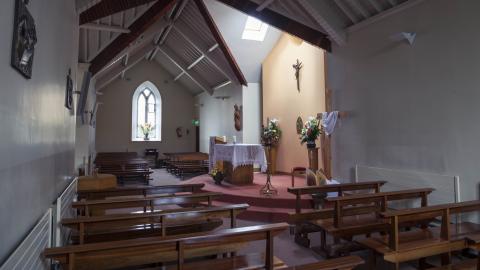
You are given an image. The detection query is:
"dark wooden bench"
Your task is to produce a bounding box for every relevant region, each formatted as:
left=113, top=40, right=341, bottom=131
left=43, top=223, right=289, bottom=270
left=73, top=192, right=223, bottom=216
left=281, top=255, right=364, bottom=270
left=77, top=183, right=205, bottom=200
left=287, top=181, right=387, bottom=247
left=357, top=200, right=480, bottom=270
left=290, top=188, right=434, bottom=257
left=63, top=204, right=249, bottom=244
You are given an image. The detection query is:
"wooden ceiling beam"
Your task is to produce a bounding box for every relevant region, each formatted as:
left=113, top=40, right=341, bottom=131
left=157, top=46, right=213, bottom=94
left=216, top=0, right=331, bottom=52
left=367, top=0, right=383, bottom=13
left=256, top=0, right=275, bottom=12
left=80, top=0, right=159, bottom=25
left=297, top=0, right=346, bottom=46
left=334, top=0, right=359, bottom=24
left=194, top=0, right=248, bottom=85
left=96, top=43, right=154, bottom=90
left=89, top=0, right=176, bottom=76
left=80, top=23, right=130, bottom=33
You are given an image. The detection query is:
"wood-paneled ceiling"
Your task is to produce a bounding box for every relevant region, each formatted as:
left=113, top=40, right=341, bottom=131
left=76, top=0, right=424, bottom=94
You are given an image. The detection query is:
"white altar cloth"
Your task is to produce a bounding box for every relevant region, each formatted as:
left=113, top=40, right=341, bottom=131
left=213, top=144, right=267, bottom=172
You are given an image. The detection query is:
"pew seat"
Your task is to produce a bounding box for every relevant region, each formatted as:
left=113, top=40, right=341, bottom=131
left=428, top=259, right=477, bottom=270
left=280, top=255, right=365, bottom=270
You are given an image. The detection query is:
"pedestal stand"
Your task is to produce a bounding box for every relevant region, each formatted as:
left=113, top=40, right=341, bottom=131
left=260, top=145, right=278, bottom=197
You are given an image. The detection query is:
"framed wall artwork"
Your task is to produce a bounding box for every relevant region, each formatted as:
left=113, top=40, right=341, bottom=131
left=11, top=0, right=37, bottom=79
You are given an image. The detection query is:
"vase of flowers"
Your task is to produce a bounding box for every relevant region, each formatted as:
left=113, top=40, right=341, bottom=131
left=300, top=117, right=322, bottom=170
left=261, top=118, right=281, bottom=174
left=300, top=117, right=322, bottom=149
left=140, top=123, right=154, bottom=141
left=209, top=167, right=224, bottom=185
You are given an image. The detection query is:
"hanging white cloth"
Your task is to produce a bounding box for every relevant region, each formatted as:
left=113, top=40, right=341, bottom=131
left=321, top=111, right=339, bottom=135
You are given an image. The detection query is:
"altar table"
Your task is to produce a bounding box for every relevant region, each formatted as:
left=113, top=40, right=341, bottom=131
left=213, top=144, right=267, bottom=185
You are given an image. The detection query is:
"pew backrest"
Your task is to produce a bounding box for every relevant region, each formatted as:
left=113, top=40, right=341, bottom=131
left=77, top=183, right=205, bottom=200
left=380, top=200, right=480, bottom=251
left=289, top=188, right=434, bottom=228
left=73, top=191, right=222, bottom=216
left=44, top=223, right=289, bottom=270
left=63, top=203, right=249, bottom=244
left=287, top=181, right=387, bottom=213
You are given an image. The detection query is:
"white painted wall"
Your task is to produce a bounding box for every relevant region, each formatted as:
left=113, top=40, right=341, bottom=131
left=0, top=0, right=78, bottom=263
left=242, top=83, right=261, bottom=144
left=95, top=60, right=196, bottom=156
left=196, top=84, right=243, bottom=153
left=327, top=0, right=480, bottom=204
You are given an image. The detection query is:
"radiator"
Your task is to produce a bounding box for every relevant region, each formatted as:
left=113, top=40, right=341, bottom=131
left=355, top=165, right=461, bottom=206
left=54, top=178, right=78, bottom=247
left=0, top=209, right=52, bottom=270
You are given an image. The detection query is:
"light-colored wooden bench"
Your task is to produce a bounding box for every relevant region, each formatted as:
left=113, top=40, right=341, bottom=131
left=358, top=200, right=480, bottom=270
left=43, top=223, right=289, bottom=270
left=287, top=181, right=387, bottom=247
left=63, top=204, right=249, bottom=244
left=73, top=191, right=222, bottom=216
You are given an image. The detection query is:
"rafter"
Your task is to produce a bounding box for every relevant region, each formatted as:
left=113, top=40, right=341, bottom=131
left=157, top=46, right=213, bottom=94
left=387, top=0, right=398, bottom=7
left=348, top=0, right=426, bottom=33
left=89, top=0, right=176, bottom=76
left=96, top=44, right=153, bottom=90
left=256, top=0, right=275, bottom=11
left=194, top=0, right=248, bottom=85
left=148, top=0, right=189, bottom=61
left=216, top=0, right=331, bottom=52
left=367, top=0, right=383, bottom=13
left=333, top=0, right=359, bottom=24
left=172, top=26, right=232, bottom=82
left=80, top=0, right=158, bottom=25
left=297, top=0, right=346, bottom=46
left=347, top=0, right=370, bottom=19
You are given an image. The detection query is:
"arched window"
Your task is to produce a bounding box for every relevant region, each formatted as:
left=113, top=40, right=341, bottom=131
left=132, top=81, right=162, bottom=141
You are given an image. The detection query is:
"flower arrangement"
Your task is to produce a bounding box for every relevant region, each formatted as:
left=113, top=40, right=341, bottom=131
left=139, top=123, right=155, bottom=139
left=300, top=117, right=322, bottom=147
left=261, top=118, right=282, bottom=146
left=209, top=166, right=223, bottom=185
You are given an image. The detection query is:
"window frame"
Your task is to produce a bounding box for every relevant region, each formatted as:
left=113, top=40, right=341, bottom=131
left=131, top=81, right=162, bottom=142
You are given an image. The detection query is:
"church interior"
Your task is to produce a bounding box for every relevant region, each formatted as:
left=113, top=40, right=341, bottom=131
left=2, top=0, right=480, bottom=269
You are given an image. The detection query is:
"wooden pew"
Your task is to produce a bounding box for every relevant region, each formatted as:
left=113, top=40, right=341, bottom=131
left=94, top=152, right=152, bottom=183
left=64, top=204, right=249, bottom=244
left=427, top=235, right=480, bottom=269
left=357, top=200, right=480, bottom=270
left=290, top=188, right=434, bottom=257
left=77, top=183, right=205, bottom=200
left=288, top=181, right=388, bottom=213
left=44, top=223, right=289, bottom=270
left=280, top=256, right=364, bottom=270
left=73, top=192, right=223, bottom=216
left=287, top=181, right=387, bottom=247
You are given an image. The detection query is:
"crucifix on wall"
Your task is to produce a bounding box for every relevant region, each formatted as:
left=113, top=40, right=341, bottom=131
left=292, top=59, right=303, bottom=92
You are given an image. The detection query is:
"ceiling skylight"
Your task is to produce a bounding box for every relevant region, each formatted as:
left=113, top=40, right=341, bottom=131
left=241, top=16, right=268, bottom=41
